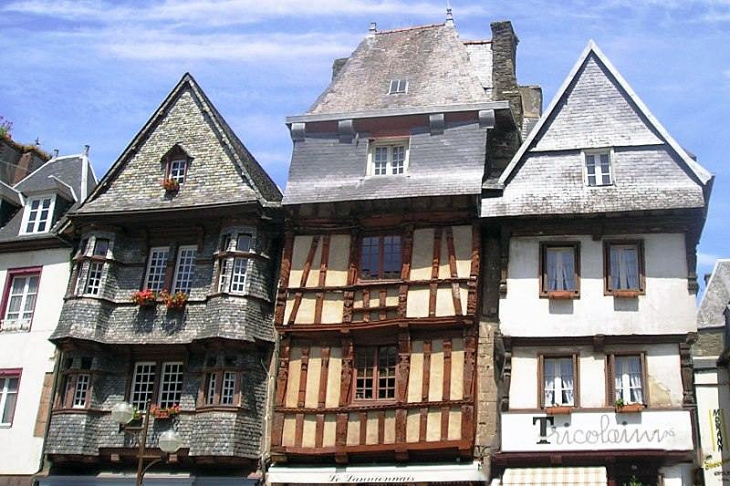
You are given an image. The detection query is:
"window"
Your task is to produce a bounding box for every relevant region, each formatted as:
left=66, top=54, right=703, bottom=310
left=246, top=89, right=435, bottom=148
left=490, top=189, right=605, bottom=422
left=202, top=356, right=241, bottom=407
left=84, top=262, right=104, bottom=295
left=173, top=246, right=196, bottom=293
left=612, top=355, right=645, bottom=405
left=354, top=346, right=396, bottom=401
left=368, top=140, right=409, bottom=176
left=0, top=370, right=20, bottom=426
left=21, top=196, right=55, bottom=234
left=75, top=237, right=110, bottom=297
left=1, top=268, right=41, bottom=332
left=360, top=235, right=401, bottom=280
left=130, top=361, right=183, bottom=411
left=388, top=79, right=408, bottom=94
left=59, top=357, right=93, bottom=410
left=216, top=232, right=253, bottom=294
left=541, top=356, right=576, bottom=407
left=144, top=247, right=170, bottom=291
left=168, top=159, right=187, bottom=184
left=604, top=241, right=645, bottom=294
left=72, top=374, right=90, bottom=408
left=584, top=150, right=613, bottom=187
left=540, top=243, right=580, bottom=297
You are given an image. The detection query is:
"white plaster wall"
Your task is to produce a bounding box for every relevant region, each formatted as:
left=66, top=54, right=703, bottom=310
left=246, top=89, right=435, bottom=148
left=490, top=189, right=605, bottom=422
left=501, top=233, right=696, bottom=337
left=694, top=364, right=730, bottom=486
left=509, top=344, right=683, bottom=409
left=0, top=247, right=69, bottom=474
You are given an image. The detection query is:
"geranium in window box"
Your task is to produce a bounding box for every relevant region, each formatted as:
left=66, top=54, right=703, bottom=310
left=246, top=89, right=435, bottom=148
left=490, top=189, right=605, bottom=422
left=547, top=291, right=576, bottom=300
left=161, top=178, right=179, bottom=192
left=160, top=290, right=188, bottom=310
left=131, top=289, right=158, bottom=307
left=615, top=399, right=644, bottom=413
left=150, top=404, right=180, bottom=419
left=545, top=405, right=574, bottom=415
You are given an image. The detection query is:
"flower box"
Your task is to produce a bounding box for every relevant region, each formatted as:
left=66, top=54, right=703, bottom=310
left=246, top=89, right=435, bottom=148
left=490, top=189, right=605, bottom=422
left=615, top=403, right=645, bottom=413
left=547, top=291, right=576, bottom=300
left=131, top=289, right=158, bottom=307
left=160, top=290, right=188, bottom=310
left=612, top=290, right=639, bottom=298
left=545, top=405, right=573, bottom=415
left=150, top=404, right=180, bottom=419
left=161, top=178, right=179, bottom=192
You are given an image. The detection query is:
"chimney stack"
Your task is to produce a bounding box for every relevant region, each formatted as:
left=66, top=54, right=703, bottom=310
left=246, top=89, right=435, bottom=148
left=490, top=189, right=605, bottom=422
left=445, top=8, right=454, bottom=27
left=368, top=22, right=377, bottom=35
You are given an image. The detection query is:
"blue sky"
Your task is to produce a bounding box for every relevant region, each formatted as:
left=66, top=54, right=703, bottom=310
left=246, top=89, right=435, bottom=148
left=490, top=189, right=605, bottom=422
left=1, top=0, right=728, bottom=286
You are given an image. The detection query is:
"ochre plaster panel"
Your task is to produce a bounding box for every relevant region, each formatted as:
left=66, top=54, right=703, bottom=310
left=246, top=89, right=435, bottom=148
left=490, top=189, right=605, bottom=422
left=408, top=340, right=425, bottom=403
left=326, top=348, right=342, bottom=407
left=384, top=410, right=396, bottom=444
left=406, top=409, right=420, bottom=442
left=453, top=225, right=473, bottom=278
left=427, top=407, right=441, bottom=441
left=435, top=287, right=455, bottom=316
left=323, top=414, right=337, bottom=447
left=429, top=339, right=445, bottom=402
left=306, top=241, right=323, bottom=288
left=450, top=338, right=465, bottom=400
left=327, top=235, right=351, bottom=286
left=302, top=415, right=317, bottom=447
left=448, top=407, right=462, bottom=440
left=346, top=412, right=360, bottom=446
left=295, top=295, right=316, bottom=324
left=366, top=412, right=379, bottom=445
left=282, top=415, right=296, bottom=447
left=321, top=295, right=344, bottom=324
left=289, top=235, right=313, bottom=287
left=285, top=347, right=302, bottom=408
left=304, top=347, right=322, bottom=408
left=406, top=287, right=430, bottom=318
left=411, top=228, right=435, bottom=280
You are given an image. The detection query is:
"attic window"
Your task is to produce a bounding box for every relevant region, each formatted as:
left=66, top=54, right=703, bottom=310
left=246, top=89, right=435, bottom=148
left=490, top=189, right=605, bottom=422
left=168, top=159, right=187, bottom=185
left=584, top=149, right=613, bottom=187
left=388, top=79, right=408, bottom=95
left=21, top=196, right=55, bottom=234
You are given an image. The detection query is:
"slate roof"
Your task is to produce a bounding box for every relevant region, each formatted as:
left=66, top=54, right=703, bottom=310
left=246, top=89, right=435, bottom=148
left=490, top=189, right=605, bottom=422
left=76, top=73, right=281, bottom=216
left=0, top=153, right=96, bottom=243
left=698, top=260, right=730, bottom=329
left=307, top=23, right=490, bottom=115
left=481, top=41, right=712, bottom=218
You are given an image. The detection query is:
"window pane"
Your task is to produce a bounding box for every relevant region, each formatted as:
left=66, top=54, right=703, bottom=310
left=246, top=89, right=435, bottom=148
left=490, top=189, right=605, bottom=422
left=159, top=362, right=183, bottom=408
left=377, top=346, right=397, bottom=399
left=360, top=237, right=381, bottom=279
left=85, top=262, right=104, bottom=295
left=1, top=391, right=17, bottom=424
left=391, top=145, right=405, bottom=174
left=144, top=247, right=169, bottom=291
left=355, top=349, right=375, bottom=399
left=230, top=257, right=247, bottom=293
left=382, top=236, right=401, bottom=279
left=169, top=159, right=186, bottom=183
left=544, top=358, right=574, bottom=406
left=173, top=246, right=196, bottom=293
left=236, top=234, right=252, bottom=252
left=218, top=259, right=230, bottom=292
left=205, top=373, right=217, bottom=405
left=25, top=197, right=53, bottom=233
left=93, top=238, right=110, bottom=257
left=611, top=245, right=640, bottom=290
left=73, top=374, right=90, bottom=408
left=615, top=356, right=643, bottom=404
left=221, top=371, right=236, bottom=405
left=131, top=363, right=156, bottom=411
left=374, top=147, right=388, bottom=175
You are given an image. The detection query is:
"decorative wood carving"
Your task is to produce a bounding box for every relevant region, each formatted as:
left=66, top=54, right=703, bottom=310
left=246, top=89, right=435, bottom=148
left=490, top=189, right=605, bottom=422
left=335, top=413, right=348, bottom=448
left=297, top=346, right=310, bottom=408
left=445, top=227, right=463, bottom=316
left=422, top=340, right=432, bottom=401
left=419, top=407, right=428, bottom=441
left=315, top=413, right=325, bottom=448
left=463, top=334, right=477, bottom=401
left=500, top=337, right=512, bottom=412
left=441, top=405, right=450, bottom=441
left=443, top=338, right=452, bottom=401
left=679, top=340, right=696, bottom=406
left=467, top=224, right=481, bottom=316
left=379, top=288, right=387, bottom=320
left=396, top=330, right=411, bottom=404
left=359, top=412, right=368, bottom=445
left=314, top=235, right=331, bottom=324
left=339, top=337, right=354, bottom=406
left=342, top=231, right=359, bottom=324
left=395, top=409, right=407, bottom=444
left=429, top=228, right=442, bottom=317
left=275, top=337, right=291, bottom=407
left=295, top=413, right=305, bottom=447
left=461, top=404, right=474, bottom=441
left=318, top=346, right=330, bottom=408
left=362, top=289, right=371, bottom=323
left=685, top=231, right=700, bottom=293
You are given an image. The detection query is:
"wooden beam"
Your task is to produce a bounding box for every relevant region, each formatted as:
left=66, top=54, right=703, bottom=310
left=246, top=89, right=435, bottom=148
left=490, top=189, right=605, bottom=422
left=275, top=337, right=292, bottom=407
left=440, top=405, right=450, bottom=441
left=422, top=340, right=432, bottom=402
left=317, top=346, right=331, bottom=408
left=379, top=288, right=387, bottom=320
left=339, top=337, right=354, bottom=406
left=443, top=338, right=452, bottom=401
left=429, top=228, right=442, bottom=317
left=445, top=227, right=463, bottom=316
left=295, top=413, right=304, bottom=447
left=342, top=231, right=359, bottom=324
left=467, top=224, right=481, bottom=316
left=297, top=346, right=310, bottom=408
left=288, top=236, right=320, bottom=326
left=315, top=414, right=325, bottom=448
left=314, top=235, right=331, bottom=324
left=359, top=412, right=368, bottom=445
left=463, top=334, right=476, bottom=401
left=398, top=226, right=413, bottom=318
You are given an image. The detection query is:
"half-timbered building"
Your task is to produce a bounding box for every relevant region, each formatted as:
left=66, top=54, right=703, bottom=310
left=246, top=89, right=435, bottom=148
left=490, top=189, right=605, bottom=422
left=267, top=17, right=537, bottom=484
left=40, top=74, right=283, bottom=486
left=483, top=42, right=712, bottom=486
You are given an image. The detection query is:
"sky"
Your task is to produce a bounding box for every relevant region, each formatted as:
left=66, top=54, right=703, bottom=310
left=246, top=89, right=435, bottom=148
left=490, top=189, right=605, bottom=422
left=1, top=0, right=728, bottom=289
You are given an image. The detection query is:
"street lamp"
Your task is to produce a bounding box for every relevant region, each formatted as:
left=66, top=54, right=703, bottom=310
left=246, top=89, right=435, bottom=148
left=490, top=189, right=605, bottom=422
left=112, top=400, right=182, bottom=486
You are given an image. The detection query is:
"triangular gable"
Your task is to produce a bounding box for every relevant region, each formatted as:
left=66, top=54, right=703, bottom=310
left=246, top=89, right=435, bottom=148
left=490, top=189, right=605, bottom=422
left=78, top=73, right=281, bottom=214
left=498, top=41, right=712, bottom=187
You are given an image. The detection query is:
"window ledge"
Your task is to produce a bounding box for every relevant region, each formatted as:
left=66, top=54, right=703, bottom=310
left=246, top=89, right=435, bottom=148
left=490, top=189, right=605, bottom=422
left=544, top=405, right=574, bottom=415
left=611, top=290, right=641, bottom=298
left=545, top=291, right=578, bottom=300
left=195, top=405, right=249, bottom=413
left=615, top=403, right=645, bottom=413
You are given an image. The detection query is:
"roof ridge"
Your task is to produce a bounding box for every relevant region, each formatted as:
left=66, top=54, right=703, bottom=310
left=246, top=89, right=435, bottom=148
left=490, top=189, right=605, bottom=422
left=376, top=22, right=444, bottom=35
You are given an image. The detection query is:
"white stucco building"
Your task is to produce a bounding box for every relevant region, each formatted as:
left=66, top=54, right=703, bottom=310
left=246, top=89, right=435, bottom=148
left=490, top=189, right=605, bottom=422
left=481, top=42, right=712, bottom=486
left=0, top=148, right=96, bottom=484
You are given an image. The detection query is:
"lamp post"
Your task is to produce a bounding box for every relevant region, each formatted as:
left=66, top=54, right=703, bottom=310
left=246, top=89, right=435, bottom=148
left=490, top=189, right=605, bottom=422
left=111, top=400, right=183, bottom=486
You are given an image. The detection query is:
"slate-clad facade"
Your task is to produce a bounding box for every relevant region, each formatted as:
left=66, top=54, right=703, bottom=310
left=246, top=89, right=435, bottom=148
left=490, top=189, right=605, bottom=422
left=0, top=147, right=96, bottom=486
left=41, top=74, right=282, bottom=485
left=486, top=42, right=712, bottom=486
left=268, top=18, right=536, bottom=485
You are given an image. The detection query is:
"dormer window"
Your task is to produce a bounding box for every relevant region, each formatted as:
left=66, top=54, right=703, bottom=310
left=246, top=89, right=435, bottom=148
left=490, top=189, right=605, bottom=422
left=21, top=196, right=55, bottom=234
left=161, top=144, right=192, bottom=189
left=584, top=149, right=613, bottom=187
left=367, top=139, right=409, bottom=176
left=168, top=159, right=187, bottom=184
left=388, top=79, right=408, bottom=94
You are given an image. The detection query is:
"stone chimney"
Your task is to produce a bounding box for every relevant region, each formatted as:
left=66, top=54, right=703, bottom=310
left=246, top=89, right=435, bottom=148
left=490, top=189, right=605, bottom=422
left=490, top=21, right=522, bottom=129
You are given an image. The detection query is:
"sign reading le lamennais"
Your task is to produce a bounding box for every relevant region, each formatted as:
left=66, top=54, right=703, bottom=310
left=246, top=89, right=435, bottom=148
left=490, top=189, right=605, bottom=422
left=501, top=410, right=693, bottom=452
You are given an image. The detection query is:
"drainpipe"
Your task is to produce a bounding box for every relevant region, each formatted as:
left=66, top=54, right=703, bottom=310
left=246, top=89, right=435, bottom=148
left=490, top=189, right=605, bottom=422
left=80, top=145, right=90, bottom=202
left=32, top=348, right=64, bottom=485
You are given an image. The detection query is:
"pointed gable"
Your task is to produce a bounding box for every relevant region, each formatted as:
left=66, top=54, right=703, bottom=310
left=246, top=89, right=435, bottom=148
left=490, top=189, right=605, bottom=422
left=481, top=41, right=712, bottom=218
left=78, top=74, right=280, bottom=215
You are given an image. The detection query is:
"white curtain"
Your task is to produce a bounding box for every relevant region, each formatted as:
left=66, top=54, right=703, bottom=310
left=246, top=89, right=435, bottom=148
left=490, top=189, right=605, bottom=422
left=560, top=358, right=574, bottom=405
left=628, top=356, right=644, bottom=403
left=612, top=246, right=639, bottom=290
left=547, top=249, right=575, bottom=291
left=615, top=356, right=643, bottom=404
left=544, top=358, right=574, bottom=406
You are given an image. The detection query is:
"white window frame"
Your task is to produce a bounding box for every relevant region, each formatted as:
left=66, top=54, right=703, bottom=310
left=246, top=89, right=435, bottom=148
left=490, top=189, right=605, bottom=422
left=131, top=362, right=157, bottom=411
left=3, top=273, right=40, bottom=328
left=388, top=79, right=408, bottom=94
left=614, top=355, right=644, bottom=405
left=0, top=372, right=20, bottom=426
left=583, top=148, right=614, bottom=187
left=158, top=362, right=183, bottom=408
left=144, top=247, right=170, bottom=291
left=217, top=232, right=254, bottom=294
left=367, top=139, right=409, bottom=176
left=84, top=261, right=104, bottom=296
left=221, top=371, right=237, bottom=405
left=72, top=373, right=91, bottom=408
left=229, top=257, right=248, bottom=294
left=205, top=373, right=218, bottom=405
left=21, top=195, right=56, bottom=234
left=168, top=159, right=187, bottom=184
left=172, top=245, right=196, bottom=294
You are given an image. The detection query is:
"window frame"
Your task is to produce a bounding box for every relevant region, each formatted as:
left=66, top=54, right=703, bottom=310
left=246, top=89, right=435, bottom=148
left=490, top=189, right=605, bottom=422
left=352, top=345, right=397, bottom=403
left=538, top=354, right=579, bottom=408
left=74, top=236, right=111, bottom=297
left=607, top=352, right=648, bottom=406
left=166, top=158, right=188, bottom=185
left=172, top=245, right=197, bottom=294
left=388, top=79, right=408, bottom=94
left=200, top=369, right=243, bottom=408
left=539, top=242, right=580, bottom=298
left=0, top=368, right=21, bottom=427
left=0, top=266, right=42, bottom=332
left=603, top=240, right=645, bottom=296
left=143, top=246, right=170, bottom=292
left=57, top=357, right=94, bottom=410
left=582, top=148, right=614, bottom=187
left=215, top=232, right=254, bottom=295
left=358, top=234, right=403, bottom=281
left=367, top=138, right=410, bottom=176
left=20, top=195, right=56, bottom=235
left=128, top=360, right=185, bottom=412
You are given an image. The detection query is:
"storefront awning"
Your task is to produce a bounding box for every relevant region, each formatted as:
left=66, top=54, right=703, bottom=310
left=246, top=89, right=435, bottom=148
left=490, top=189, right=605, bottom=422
left=267, top=462, right=487, bottom=484
left=501, top=467, right=607, bottom=485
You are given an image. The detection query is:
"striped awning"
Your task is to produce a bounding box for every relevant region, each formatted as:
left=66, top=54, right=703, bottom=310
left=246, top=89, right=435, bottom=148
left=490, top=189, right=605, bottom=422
left=502, top=467, right=607, bottom=485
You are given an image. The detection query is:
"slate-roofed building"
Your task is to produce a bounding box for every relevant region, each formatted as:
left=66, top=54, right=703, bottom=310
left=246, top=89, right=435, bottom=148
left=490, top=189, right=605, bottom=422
left=0, top=148, right=97, bottom=486
left=486, top=42, right=712, bottom=486
left=694, top=260, right=730, bottom=485
left=0, top=134, right=52, bottom=186
left=40, top=74, right=283, bottom=486
left=267, top=16, right=536, bottom=485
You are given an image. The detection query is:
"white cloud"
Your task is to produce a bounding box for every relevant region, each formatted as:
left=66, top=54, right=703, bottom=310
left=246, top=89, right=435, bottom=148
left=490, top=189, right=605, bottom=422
left=698, top=252, right=723, bottom=266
